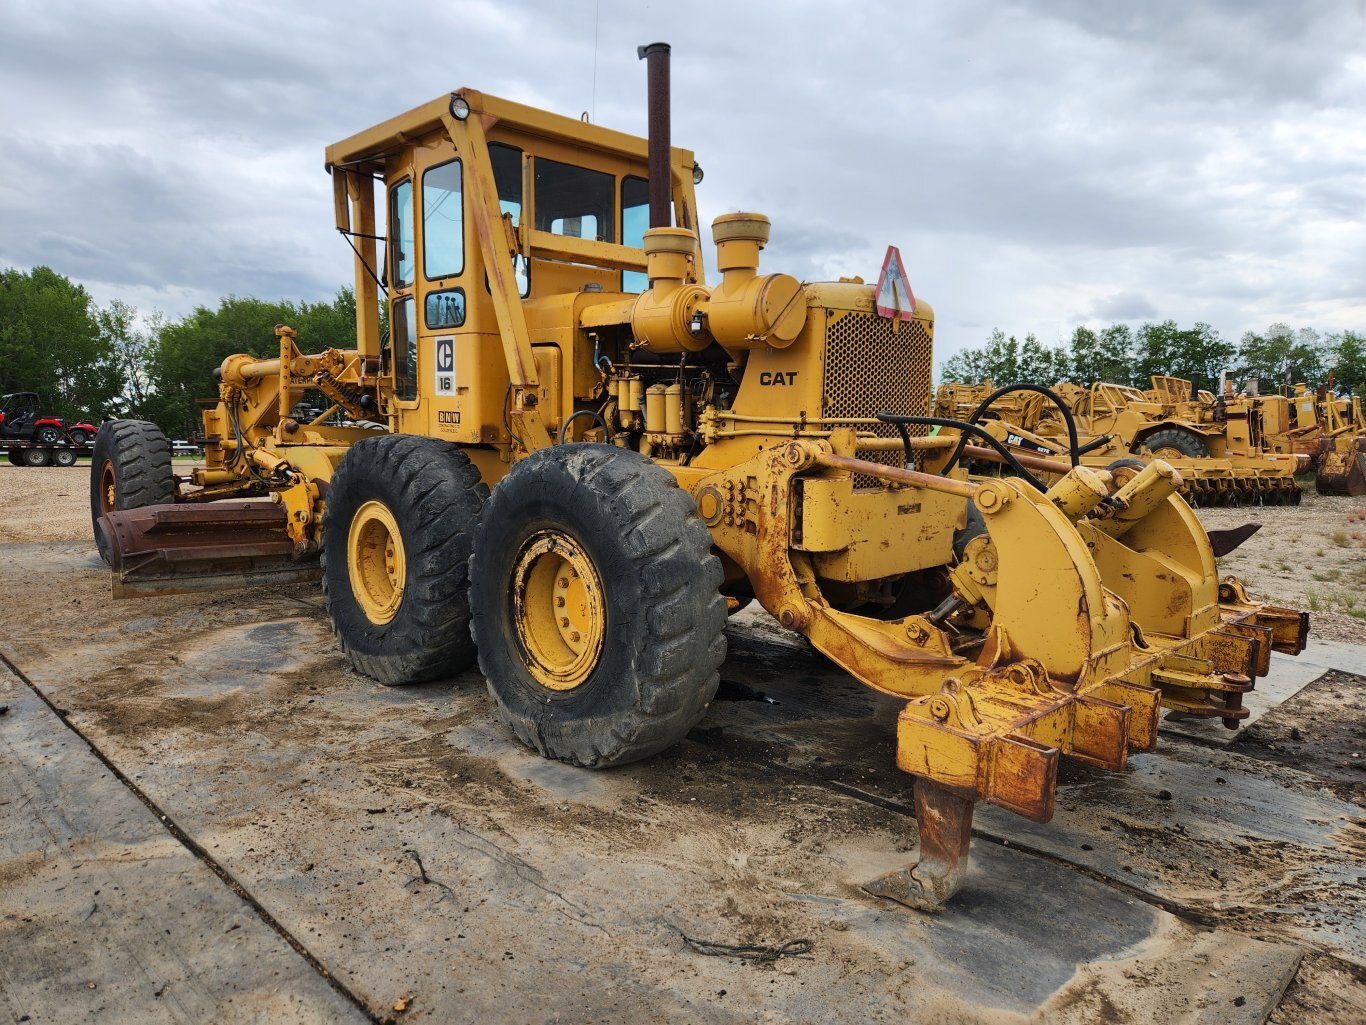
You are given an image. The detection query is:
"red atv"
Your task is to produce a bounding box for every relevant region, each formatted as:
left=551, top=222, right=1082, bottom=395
left=0, top=392, right=99, bottom=445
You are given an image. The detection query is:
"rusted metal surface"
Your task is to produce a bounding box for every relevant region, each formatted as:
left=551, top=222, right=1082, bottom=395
left=863, top=779, right=974, bottom=911
left=637, top=42, right=672, bottom=229
left=99, top=500, right=320, bottom=597
left=1206, top=522, right=1262, bottom=557
left=961, top=442, right=1073, bottom=476
left=1315, top=438, right=1366, bottom=496
left=812, top=451, right=978, bottom=498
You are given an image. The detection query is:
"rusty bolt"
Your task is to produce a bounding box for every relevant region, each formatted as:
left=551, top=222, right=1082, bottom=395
left=779, top=608, right=805, bottom=630
left=570, top=631, right=582, bottom=643
left=928, top=696, right=951, bottom=723
left=558, top=577, right=570, bottom=588
left=560, top=617, right=570, bottom=628
left=904, top=621, right=927, bottom=643
left=974, top=483, right=1010, bottom=516
left=555, top=597, right=566, bottom=608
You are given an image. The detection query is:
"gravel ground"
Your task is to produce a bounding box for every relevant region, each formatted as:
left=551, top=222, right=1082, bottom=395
left=3, top=463, right=1363, bottom=640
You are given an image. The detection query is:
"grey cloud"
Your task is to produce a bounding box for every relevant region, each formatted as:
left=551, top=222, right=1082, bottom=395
left=0, top=0, right=1361, bottom=364
left=1090, top=290, right=1159, bottom=321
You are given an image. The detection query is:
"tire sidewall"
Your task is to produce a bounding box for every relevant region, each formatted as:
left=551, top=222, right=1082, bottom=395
left=325, top=454, right=417, bottom=658
left=473, top=466, right=650, bottom=725
left=89, top=420, right=174, bottom=563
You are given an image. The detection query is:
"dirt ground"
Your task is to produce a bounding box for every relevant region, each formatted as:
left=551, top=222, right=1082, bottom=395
left=7, top=464, right=1362, bottom=640
left=1203, top=487, right=1366, bottom=643
left=2, top=463, right=1364, bottom=1023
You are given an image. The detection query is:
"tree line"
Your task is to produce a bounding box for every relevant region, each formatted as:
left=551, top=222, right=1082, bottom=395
left=1, top=266, right=359, bottom=437
left=940, top=321, right=1366, bottom=396
left=4, top=264, right=1365, bottom=439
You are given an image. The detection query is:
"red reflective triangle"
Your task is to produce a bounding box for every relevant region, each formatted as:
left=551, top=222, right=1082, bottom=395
left=874, top=245, right=915, bottom=321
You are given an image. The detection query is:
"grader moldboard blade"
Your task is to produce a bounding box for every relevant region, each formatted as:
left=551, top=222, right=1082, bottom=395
left=98, top=500, right=321, bottom=597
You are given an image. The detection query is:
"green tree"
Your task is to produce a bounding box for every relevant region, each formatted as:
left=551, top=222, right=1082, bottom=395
left=96, top=299, right=156, bottom=419
left=940, top=328, right=1021, bottom=384
left=1236, top=323, right=1328, bottom=392
left=1325, top=330, right=1366, bottom=395
left=144, top=289, right=359, bottom=435
left=1134, top=320, right=1234, bottom=392
left=1017, top=333, right=1070, bottom=384
left=0, top=266, right=123, bottom=420
left=1068, top=324, right=1134, bottom=386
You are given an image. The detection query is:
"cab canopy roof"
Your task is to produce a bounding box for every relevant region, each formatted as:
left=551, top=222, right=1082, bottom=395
left=324, top=89, right=695, bottom=174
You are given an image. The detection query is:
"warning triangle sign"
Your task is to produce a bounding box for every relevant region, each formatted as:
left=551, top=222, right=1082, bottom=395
left=874, top=245, right=915, bottom=321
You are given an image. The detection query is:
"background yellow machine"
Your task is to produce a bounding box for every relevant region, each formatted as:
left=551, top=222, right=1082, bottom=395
left=936, top=377, right=1308, bottom=504
left=90, top=44, right=1308, bottom=911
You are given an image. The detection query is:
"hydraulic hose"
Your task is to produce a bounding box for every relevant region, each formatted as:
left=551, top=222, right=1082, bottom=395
left=941, top=383, right=1083, bottom=476
left=876, top=413, right=1049, bottom=493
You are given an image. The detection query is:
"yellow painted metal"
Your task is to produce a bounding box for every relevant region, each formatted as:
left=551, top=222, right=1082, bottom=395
left=130, top=68, right=1314, bottom=911
left=347, top=500, right=406, bottom=625
left=510, top=531, right=605, bottom=691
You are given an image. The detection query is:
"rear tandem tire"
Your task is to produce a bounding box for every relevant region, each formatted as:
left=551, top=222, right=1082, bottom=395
left=89, top=420, right=176, bottom=564
left=52, top=448, right=78, bottom=467
left=322, top=434, right=488, bottom=686
left=469, top=444, right=727, bottom=768
left=21, top=447, right=52, bottom=467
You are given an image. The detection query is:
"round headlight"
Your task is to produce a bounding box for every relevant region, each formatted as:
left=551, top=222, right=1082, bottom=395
left=449, top=95, right=471, bottom=121
left=692, top=162, right=704, bottom=185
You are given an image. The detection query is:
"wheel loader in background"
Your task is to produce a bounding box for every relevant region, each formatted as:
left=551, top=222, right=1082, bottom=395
left=90, top=44, right=1309, bottom=912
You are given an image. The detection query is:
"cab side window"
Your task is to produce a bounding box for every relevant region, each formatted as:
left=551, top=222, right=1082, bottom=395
left=490, top=144, right=529, bottom=297
left=621, top=175, right=649, bottom=292
left=389, top=179, right=414, bottom=289
left=423, top=160, right=463, bottom=280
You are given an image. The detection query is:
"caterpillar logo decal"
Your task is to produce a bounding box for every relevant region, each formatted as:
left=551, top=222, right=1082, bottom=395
left=434, top=337, right=455, bottom=394
left=759, top=371, right=798, bottom=386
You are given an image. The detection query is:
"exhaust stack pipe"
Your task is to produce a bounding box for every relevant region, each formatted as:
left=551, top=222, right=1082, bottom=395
left=637, top=41, right=672, bottom=229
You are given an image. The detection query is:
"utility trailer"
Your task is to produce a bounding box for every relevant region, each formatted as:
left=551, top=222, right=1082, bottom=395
left=1, top=438, right=91, bottom=468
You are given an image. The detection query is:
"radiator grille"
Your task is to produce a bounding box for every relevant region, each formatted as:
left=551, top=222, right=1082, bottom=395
left=821, top=311, right=934, bottom=486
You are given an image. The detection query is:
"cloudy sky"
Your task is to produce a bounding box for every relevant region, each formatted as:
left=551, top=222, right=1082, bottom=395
left=2, top=0, right=1364, bottom=368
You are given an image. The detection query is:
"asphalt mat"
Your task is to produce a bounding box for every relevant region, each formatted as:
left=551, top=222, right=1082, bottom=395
left=1, top=541, right=1362, bottom=1024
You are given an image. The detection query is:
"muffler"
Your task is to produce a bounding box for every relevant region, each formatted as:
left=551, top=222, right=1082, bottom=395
left=98, top=499, right=321, bottom=597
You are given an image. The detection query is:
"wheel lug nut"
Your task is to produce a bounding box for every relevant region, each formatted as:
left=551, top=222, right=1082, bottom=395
left=556, top=597, right=566, bottom=607
left=570, top=631, right=582, bottom=643
left=560, top=617, right=570, bottom=627
left=558, top=577, right=569, bottom=588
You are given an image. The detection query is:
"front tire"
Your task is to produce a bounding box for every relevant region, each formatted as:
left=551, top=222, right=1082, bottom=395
left=52, top=448, right=78, bottom=467
left=90, top=421, right=175, bottom=563
left=68, top=428, right=90, bottom=446
left=469, top=445, right=727, bottom=768
left=20, top=447, right=51, bottom=467
left=322, top=435, right=487, bottom=686
left=35, top=425, right=61, bottom=444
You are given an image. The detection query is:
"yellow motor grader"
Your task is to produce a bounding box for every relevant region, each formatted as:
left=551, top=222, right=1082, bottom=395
left=91, top=45, right=1308, bottom=911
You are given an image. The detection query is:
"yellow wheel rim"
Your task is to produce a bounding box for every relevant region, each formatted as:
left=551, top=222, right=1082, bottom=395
left=99, top=461, right=117, bottom=514
left=347, top=500, right=406, bottom=625
left=1151, top=446, right=1185, bottom=460
left=511, top=531, right=605, bottom=691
